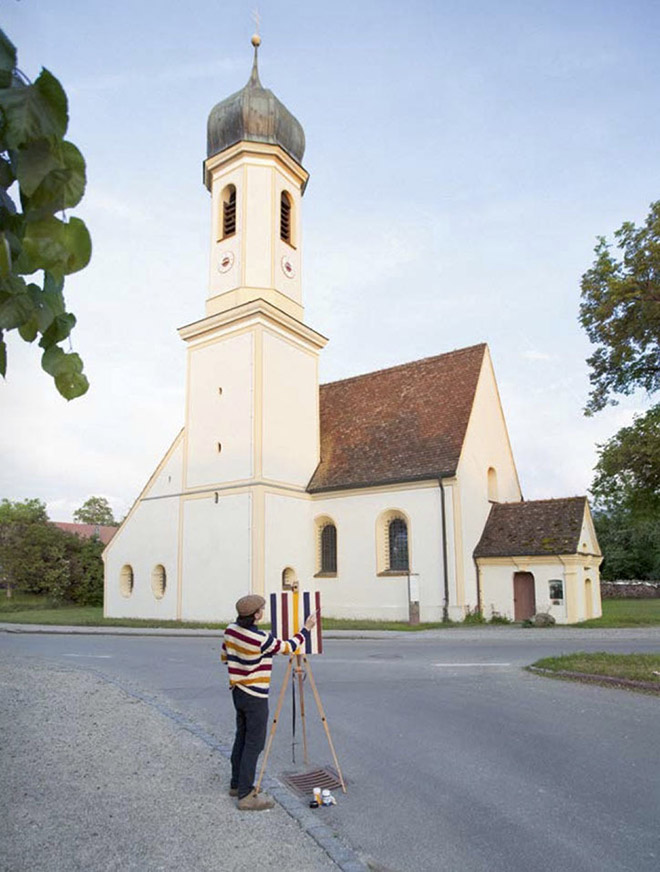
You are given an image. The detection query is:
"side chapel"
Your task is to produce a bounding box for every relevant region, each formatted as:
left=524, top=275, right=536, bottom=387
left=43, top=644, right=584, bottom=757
left=103, top=37, right=602, bottom=625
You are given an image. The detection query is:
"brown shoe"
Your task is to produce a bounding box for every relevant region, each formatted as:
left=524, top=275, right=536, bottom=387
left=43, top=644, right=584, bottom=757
left=228, top=787, right=238, bottom=797
left=237, top=790, right=275, bottom=811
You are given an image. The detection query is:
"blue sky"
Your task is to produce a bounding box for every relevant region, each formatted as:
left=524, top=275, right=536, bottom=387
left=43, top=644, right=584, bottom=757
left=2, top=0, right=659, bottom=520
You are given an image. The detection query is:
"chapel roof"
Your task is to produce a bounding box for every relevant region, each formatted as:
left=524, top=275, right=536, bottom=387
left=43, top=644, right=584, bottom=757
left=206, top=36, right=305, bottom=165
left=307, top=343, right=487, bottom=493
left=473, top=497, right=588, bottom=558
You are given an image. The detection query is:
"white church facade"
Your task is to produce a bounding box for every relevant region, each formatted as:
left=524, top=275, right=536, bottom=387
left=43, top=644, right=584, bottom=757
left=103, top=38, right=602, bottom=625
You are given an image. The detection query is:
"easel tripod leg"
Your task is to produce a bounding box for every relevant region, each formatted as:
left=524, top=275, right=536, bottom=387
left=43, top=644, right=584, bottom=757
left=255, top=656, right=293, bottom=794
left=303, top=655, right=347, bottom=793
left=295, top=654, right=309, bottom=765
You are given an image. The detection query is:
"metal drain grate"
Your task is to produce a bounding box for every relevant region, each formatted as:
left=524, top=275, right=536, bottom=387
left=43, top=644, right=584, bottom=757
left=281, top=766, right=343, bottom=797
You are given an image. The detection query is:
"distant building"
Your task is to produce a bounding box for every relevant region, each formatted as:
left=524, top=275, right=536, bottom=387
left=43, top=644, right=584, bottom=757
left=103, top=38, right=602, bottom=625
left=54, top=522, right=117, bottom=546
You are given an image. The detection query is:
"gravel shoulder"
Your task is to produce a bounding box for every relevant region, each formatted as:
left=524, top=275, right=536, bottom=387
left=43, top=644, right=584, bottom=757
left=0, top=657, right=340, bottom=872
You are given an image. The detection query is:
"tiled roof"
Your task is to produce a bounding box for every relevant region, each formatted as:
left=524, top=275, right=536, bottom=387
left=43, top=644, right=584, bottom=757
left=473, top=497, right=588, bottom=558
left=54, top=522, right=118, bottom=545
left=307, top=343, right=486, bottom=493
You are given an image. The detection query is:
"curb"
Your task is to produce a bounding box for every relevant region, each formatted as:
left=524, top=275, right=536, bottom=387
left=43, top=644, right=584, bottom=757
left=527, top=665, right=660, bottom=692
left=86, top=667, right=369, bottom=872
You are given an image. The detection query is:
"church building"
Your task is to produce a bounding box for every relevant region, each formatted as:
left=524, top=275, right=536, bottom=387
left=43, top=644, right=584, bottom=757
left=103, top=37, right=602, bottom=625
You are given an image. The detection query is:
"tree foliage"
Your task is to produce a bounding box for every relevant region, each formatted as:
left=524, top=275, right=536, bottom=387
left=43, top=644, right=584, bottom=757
left=579, top=200, right=660, bottom=415
left=591, top=405, right=660, bottom=515
left=73, top=495, right=116, bottom=526
left=0, top=28, right=91, bottom=400
left=590, top=406, right=660, bottom=579
left=0, top=497, right=104, bottom=604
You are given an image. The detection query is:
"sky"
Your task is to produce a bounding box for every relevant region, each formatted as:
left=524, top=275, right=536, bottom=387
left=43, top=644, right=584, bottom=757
left=2, top=0, right=659, bottom=521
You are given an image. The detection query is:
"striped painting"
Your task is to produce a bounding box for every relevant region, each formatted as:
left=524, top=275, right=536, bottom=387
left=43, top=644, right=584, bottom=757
left=269, top=590, right=323, bottom=654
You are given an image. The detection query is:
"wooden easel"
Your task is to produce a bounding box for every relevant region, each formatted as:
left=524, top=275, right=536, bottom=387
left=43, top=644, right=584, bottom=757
left=255, top=651, right=347, bottom=794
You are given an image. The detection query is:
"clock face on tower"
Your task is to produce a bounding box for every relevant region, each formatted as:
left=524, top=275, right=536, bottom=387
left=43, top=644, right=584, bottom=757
left=217, top=250, right=234, bottom=273
left=281, top=255, right=296, bottom=279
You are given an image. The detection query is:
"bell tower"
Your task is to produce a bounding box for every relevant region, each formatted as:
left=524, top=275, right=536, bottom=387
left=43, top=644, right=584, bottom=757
left=176, top=36, right=327, bottom=605
left=203, top=35, right=308, bottom=321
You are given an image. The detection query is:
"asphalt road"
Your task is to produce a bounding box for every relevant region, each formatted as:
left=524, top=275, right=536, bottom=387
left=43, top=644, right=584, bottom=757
left=2, top=629, right=658, bottom=872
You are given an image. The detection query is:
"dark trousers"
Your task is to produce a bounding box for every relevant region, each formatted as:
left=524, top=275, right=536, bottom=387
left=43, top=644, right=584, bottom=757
left=230, top=687, right=269, bottom=799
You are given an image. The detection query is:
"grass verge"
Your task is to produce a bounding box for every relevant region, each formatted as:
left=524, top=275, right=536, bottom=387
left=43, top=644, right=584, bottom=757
left=529, top=651, right=660, bottom=688
left=1, top=595, right=659, bottom=630
left=574, top=598, right=660, bottom=627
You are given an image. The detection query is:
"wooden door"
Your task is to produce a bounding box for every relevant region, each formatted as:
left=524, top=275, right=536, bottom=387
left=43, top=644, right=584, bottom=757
left=513, top=572, right=536, bottom=621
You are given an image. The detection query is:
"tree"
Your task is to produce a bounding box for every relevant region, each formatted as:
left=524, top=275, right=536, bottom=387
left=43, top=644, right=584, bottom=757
left=0, top=497, right=49, bottom=597
left=589, top=408, right=660, bottom=579
left=0, top=28, right=91, bottom=400
left=579, top=200, right=660, bottom=415
left=0, top=497, right=105, bottom=603
left=591, top=405, right=660, bottom=515
left=73, top=496, right=116, bottom=526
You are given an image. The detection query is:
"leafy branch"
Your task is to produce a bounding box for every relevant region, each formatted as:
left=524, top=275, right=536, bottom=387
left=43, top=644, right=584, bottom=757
left=0, top=28, right=91, bottom=400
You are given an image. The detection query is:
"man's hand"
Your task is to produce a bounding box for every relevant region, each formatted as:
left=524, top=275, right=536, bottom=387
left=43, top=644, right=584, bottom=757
left=304, top=611, right=317, bottom=631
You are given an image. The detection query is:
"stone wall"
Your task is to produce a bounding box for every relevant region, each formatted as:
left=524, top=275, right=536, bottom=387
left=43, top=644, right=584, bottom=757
left=600, top=580, right=660, bottom=599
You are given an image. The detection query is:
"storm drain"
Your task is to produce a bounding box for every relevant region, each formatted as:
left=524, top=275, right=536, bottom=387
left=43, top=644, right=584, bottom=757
left=281, top=766, right=343, bottom=797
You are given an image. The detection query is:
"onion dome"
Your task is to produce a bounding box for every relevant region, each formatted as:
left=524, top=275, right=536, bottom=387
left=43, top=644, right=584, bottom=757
left=207, top=35, right=305, bottom=164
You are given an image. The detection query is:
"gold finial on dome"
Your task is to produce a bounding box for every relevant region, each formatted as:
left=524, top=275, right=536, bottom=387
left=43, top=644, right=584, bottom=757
left=251, top=33, right=261, bottom=47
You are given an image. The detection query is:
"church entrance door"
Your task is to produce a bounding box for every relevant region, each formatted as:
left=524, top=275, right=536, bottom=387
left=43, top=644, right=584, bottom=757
left=513, top=572, right=536, bottom=621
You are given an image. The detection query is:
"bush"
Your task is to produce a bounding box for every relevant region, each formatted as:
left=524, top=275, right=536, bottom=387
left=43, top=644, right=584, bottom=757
left=463, top=606, right=486, bottom=624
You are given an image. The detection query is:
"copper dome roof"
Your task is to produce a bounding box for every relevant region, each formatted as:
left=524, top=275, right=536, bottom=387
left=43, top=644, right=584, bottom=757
left=207, top=40, right=305, bottom=164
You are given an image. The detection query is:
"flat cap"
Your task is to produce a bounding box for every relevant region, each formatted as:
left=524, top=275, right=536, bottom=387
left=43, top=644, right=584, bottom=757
left=236, top=594, right=266, bottom=617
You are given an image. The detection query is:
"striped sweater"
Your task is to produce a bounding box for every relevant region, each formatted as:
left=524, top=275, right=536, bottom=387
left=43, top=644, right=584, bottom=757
left=221, top=623, right=309, bottom=698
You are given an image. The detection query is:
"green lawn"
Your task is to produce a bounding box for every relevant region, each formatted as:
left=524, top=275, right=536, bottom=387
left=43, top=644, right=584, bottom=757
left=530, top=652, right=660, bottom=685
left=1, top=594, right=659, bottom=630
left=575, top=597, right=660, bottom=627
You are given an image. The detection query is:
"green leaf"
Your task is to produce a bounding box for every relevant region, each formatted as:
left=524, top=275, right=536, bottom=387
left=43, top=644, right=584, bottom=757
left=0, top=231, right=11, bottom=277
left=0, top=288, right=34, bottom=329
left=28, top=141, right=86, bottom=211
left=55, top=365, right=88, bottom=400
left=0, top=30, right=16, bottom=90
left=41, top=343, right=65, bottom=375
left=15, top=138, right=60, bottom=197
left=61, top=216, right=91, bottom=273
left=18, top=215, right=68, bottom=275
left=41, top=344, right=88, bottom=399
left=18, top=316, right=38, bottom=342
left=39, top=311, right=76, bottom=348
left=0, top=68, right=68, bottom=149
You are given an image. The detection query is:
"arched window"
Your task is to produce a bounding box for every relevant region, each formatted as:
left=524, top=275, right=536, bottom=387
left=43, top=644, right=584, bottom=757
left=151, top=564, right=166, bottom=599
left=280, top=190, right=292, bottom=243
left=321, top=524, right=337, bottom=573
left=487, top=467, right=498, bottom=502
left=388, top=518, right=409, bottom=571
left=119, top=564, right=134, bottom=598
left=314, top=515, right=338, bottom=576
left=221, top=184, right=236, bottom=239
left=376, top=510, right=411, bottom=575
left=282, top=566, right=297, bottom=590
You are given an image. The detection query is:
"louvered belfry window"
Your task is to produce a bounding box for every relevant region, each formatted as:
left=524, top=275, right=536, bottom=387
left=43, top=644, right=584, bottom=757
left=388, top=518, right=409, bottom=571
left=222, top=185, right=236, bottom=238
left=280, top=191, right=292, bottom=243
left=321, top=524, right=337, bottom=573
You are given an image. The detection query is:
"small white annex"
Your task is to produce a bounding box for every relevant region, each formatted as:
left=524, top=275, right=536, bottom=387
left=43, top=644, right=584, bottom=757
left=103, top=39, right=602, bottom=625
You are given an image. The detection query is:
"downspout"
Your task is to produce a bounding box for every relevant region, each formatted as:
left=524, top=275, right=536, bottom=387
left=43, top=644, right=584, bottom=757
left=474, top=556, right=482, bottom=616
left=439, top=480, right=450, bottom=623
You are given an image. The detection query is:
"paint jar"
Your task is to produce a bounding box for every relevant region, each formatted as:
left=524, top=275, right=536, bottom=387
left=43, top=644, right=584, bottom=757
left=313, top=787, right=321, bottom=806
left=322, top=789, right=334, bottom=806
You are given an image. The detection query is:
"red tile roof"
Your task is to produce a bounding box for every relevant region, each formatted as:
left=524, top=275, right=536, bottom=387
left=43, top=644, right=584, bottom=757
left=474, top=497, right=588, bottom=558
left=54, top=522, right=118, bottom=545
left=307, top=343, right=486, bottom=493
